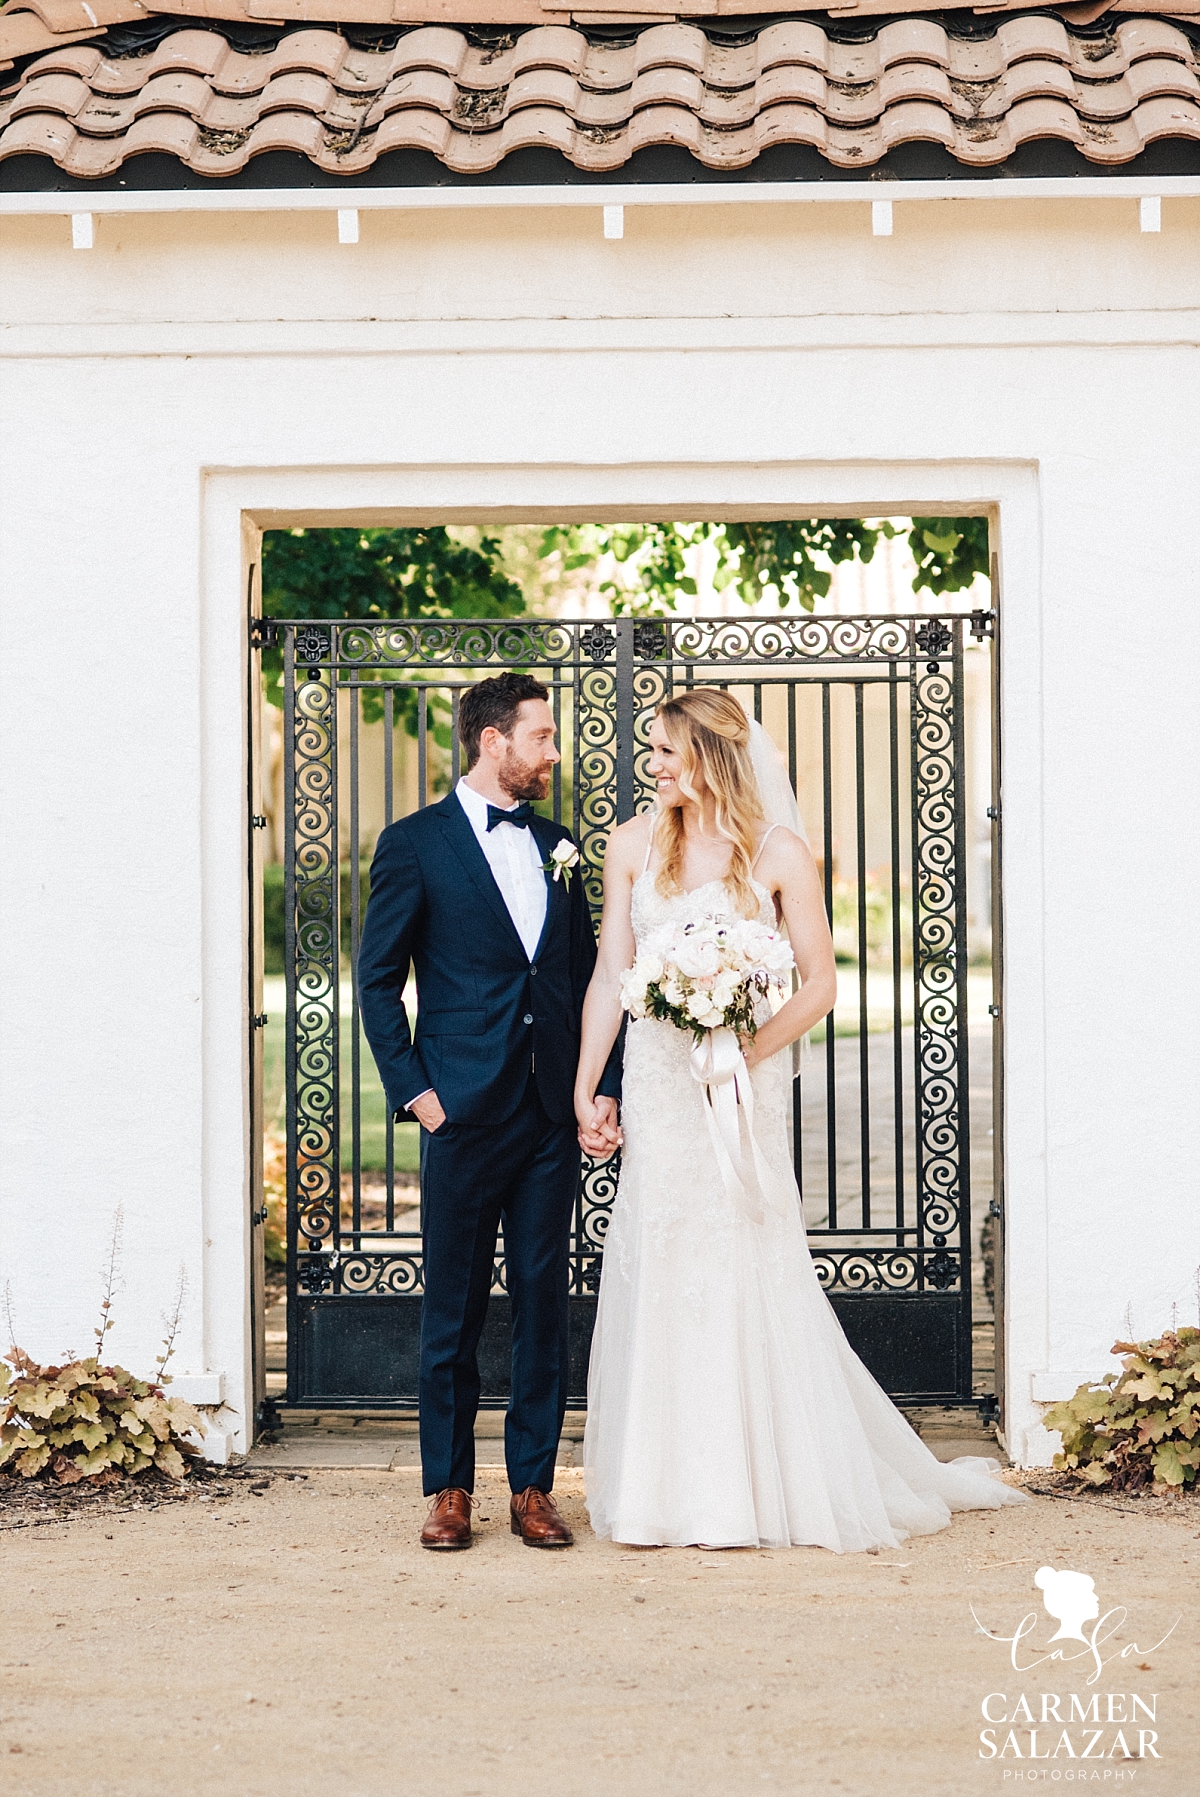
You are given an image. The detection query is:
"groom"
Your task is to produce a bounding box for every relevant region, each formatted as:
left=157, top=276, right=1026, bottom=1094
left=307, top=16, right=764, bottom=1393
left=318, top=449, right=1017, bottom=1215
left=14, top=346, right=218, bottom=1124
left=357, top=672, right=621, bottom=1551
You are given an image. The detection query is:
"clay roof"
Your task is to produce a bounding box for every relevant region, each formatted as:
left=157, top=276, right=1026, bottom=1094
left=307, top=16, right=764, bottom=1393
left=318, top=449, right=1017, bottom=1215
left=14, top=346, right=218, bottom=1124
left=3, top=12, right=1200, bottom=177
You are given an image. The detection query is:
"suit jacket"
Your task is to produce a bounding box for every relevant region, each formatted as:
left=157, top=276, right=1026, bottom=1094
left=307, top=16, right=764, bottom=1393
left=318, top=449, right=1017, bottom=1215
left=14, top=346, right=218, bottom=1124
left=357, top=792, right=621, bottom=1127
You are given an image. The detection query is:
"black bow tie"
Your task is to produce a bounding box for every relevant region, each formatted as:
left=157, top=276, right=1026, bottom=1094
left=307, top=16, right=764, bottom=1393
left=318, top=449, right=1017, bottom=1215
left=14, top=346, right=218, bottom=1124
left=486, top=802, right=535, bottom=832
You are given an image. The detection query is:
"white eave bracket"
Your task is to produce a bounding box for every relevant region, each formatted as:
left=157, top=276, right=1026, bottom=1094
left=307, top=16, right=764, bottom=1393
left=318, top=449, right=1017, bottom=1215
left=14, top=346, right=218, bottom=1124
left=0, top=176, right=1181, bottom=236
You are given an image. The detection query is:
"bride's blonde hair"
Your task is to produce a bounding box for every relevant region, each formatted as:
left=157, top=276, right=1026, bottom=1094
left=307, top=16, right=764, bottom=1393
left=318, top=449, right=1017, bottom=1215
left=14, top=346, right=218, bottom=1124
left=653, top=690, right=764, bottom=917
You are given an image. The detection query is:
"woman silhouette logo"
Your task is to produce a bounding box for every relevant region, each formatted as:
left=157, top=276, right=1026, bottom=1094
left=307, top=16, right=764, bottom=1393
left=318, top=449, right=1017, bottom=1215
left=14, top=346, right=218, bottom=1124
left=1034, top=1566, right=1101, bottom=1643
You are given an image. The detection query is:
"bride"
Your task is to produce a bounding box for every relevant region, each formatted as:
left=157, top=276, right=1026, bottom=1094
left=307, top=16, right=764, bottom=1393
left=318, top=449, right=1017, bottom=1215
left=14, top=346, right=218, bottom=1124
left=574, top=688, right=1028, bottom=1552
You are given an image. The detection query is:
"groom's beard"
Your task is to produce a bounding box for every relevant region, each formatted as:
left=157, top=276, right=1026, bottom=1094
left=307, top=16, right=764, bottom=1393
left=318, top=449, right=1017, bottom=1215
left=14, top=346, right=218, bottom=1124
left=498, top=746, right=554, bottom=803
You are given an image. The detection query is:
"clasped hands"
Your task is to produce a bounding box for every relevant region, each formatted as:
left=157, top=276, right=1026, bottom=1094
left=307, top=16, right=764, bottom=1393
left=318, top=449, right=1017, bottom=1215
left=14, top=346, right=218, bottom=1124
left=575, top=1094, right=622, bottom=1159
left=408, top=1086, right=621, bottom=1158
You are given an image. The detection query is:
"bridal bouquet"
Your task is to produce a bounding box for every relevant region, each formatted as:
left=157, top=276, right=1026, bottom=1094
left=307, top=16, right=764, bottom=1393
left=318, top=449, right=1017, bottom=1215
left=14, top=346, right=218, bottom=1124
left=619, top=914, right=795, bottom=1044
left=619, top=914, right=795, bottom=1226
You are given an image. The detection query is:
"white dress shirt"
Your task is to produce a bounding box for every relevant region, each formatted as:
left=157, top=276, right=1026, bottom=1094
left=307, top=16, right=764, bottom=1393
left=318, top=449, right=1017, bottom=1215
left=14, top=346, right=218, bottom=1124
left=404, top=782, right=549, bottom=1114
left=454, top=778, right=547, bottom=961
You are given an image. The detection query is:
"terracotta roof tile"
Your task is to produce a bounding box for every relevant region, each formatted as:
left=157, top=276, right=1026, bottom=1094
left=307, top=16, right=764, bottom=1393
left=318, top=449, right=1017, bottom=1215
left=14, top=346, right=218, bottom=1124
left=10, top=66, right=89, bottom=112
left=4, top=13, right=1200, bottom=174
left=17, top=0, right=1200, bottom=75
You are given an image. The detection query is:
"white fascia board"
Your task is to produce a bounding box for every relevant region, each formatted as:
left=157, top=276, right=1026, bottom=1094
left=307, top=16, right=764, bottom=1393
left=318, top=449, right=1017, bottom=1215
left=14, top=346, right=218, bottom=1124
left=0, top=174, right=1197, bottom=217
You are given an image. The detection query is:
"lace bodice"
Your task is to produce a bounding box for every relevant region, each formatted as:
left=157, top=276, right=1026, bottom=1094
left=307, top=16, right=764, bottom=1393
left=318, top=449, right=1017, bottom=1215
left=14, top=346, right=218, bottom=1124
left=630, top=870, right=776, bottom=947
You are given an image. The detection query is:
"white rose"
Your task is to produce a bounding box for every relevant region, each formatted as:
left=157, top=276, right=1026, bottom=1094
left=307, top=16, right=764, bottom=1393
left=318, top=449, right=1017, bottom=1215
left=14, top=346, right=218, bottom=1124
left=619, top=966, right=650, bottom=1017
left=686, top=992, right=722, bottom=1027
left=544, top=839, right=580, bottom=885
left=674, top=937, right=721, bottom=980
left=711, top=972, right=740, bottom=1012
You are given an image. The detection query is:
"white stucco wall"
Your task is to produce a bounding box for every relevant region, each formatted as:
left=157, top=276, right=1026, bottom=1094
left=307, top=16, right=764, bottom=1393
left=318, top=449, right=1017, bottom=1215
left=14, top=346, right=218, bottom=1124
left=1, top=189, right=1197, bottom=1463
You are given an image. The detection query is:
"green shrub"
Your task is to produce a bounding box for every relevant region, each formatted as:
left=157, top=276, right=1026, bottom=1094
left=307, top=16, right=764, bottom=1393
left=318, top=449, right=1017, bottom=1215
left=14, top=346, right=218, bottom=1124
left=261, top=860, right=372, bottom=974
left=830, top=874, right=912, bottom=969
left=1044, top=1328, right=1200, bottom=1493
left=262, top=861, right=286, bottom=975
left=0, top=1349, right=204, bottom=1485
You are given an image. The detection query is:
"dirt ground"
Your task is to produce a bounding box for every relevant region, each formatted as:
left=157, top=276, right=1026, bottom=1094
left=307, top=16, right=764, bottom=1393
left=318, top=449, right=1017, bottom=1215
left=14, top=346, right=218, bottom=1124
left=1, top=1467, right=1196, bottom=1797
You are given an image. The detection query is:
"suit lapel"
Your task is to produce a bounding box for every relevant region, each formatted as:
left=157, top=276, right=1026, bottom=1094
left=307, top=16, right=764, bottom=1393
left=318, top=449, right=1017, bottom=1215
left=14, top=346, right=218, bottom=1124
left=435, top=793, right=528, bottom=958
left=528, top=815, right=567, bottom=963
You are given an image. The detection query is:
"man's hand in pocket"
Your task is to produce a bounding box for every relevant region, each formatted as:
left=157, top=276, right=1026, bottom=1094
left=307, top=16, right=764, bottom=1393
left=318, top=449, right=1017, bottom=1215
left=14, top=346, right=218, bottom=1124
left=408, top=1091, right=447, bottom=1133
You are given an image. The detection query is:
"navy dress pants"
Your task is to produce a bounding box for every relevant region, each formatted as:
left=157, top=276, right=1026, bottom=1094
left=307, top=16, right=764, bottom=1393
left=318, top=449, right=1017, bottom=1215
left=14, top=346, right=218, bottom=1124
left=418, top=1080, right=579, bottom=1496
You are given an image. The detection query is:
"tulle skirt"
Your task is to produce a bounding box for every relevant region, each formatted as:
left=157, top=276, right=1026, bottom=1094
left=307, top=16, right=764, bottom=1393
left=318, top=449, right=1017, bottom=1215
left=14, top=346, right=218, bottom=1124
left=584, top=1015, right=1029, bottom=1552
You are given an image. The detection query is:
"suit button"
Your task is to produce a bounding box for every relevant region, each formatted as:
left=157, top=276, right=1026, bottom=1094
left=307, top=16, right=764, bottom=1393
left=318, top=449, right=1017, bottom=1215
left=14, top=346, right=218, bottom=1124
left=524, top=1014, right=534, bottom=1025
left=530, top=965, right=537, bottom=975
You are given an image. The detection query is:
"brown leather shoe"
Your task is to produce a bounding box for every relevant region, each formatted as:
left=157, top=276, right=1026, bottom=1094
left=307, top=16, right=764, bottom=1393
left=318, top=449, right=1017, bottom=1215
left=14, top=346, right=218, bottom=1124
left=510, top=1486, right=574, bottom=1548
left=420, top=1488, right=474, bottom=1550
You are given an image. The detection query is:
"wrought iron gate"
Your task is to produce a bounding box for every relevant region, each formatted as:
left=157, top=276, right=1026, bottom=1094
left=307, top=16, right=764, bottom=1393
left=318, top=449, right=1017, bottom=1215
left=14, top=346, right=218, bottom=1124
left=254, top=610, right=991, bottom=1412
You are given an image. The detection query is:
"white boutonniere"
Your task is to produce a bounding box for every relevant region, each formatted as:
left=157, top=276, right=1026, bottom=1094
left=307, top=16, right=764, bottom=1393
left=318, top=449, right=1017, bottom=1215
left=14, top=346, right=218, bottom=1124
left=543, top=839, right=581, bottom=888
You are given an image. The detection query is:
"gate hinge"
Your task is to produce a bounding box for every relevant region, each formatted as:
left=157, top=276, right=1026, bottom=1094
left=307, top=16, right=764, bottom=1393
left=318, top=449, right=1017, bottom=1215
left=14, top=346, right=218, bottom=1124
left=988, top=1004, right=1000, bottom=1018
left=252, top=1204, right=269, bottom=1225
left=986, top=805, right=999, bottom=821
left=252, top=1013, right=268, bottom=1029
left=249, top=618, right=279, bottom=651
left=970, top=608, right=996, bottom=641
left=988, top=1197, right=1001, bottom=1218
left=251, top=814, right=268, bottom=830
left=257, top=1396, right=283, bottom=1436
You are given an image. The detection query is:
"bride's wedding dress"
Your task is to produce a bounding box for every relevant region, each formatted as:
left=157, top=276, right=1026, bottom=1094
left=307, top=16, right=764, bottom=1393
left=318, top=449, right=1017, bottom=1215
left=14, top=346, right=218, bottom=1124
left=584, top=868, right=1029, bottom=1552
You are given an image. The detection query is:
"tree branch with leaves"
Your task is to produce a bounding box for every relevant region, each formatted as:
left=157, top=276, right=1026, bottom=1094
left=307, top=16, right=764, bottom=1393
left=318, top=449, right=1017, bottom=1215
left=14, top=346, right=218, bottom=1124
left=539, top=517, right=989, bottom=615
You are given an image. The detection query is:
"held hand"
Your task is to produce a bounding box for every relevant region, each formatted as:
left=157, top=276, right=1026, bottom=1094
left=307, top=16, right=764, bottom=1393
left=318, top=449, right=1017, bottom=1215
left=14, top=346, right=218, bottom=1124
left=576, top=1092, right=622, bottom=1159
left=738, top=1033, right=763, bottom=1073
left=592, top=1096, right=622, bottom=1151
left=409, top=1090, right=447, bottom=1133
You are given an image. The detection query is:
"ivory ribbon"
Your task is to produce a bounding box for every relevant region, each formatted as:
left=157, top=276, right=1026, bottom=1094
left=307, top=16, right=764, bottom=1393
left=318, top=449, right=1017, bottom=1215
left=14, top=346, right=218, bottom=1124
left=688, top=1026, right=789, bottom=1226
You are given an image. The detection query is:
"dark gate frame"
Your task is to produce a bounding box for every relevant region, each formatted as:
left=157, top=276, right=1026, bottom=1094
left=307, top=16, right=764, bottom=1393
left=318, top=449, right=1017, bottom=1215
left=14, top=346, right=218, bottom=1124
left=252, top=609, right=993, bottom=1414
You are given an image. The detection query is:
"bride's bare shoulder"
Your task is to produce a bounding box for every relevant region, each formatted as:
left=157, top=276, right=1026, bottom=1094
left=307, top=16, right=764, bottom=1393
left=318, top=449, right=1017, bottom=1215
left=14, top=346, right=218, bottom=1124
left=756, top=825, right=818, bottom=886
left=606, top=811, right=655, bottom=872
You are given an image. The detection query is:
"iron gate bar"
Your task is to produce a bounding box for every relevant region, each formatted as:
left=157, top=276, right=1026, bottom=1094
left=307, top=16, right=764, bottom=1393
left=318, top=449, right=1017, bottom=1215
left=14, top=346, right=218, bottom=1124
left=889, top=662, right=906, bottom=1240
left=266, top=612, right=982, bottom=1408
left=855, top=679, right=870, bottom=1228
left=787, top=681, right=803, bottom=1206
left=383, top=686, right=395, bottom=1233
left=822, top=678, right=836, bottom=1231
left=349, top=679, right=362, bottom=1241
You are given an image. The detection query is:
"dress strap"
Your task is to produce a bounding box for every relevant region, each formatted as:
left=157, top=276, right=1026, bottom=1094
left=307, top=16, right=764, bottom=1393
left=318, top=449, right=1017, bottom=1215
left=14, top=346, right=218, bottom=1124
left=641, top=811, right=658, bottom=874
left=751, top=824, right=782, bottom=871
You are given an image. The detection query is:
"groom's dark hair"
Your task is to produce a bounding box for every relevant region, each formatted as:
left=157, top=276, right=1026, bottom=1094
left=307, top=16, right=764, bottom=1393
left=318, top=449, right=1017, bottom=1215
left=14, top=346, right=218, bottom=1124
left=460, top=672, right=550, bottom=768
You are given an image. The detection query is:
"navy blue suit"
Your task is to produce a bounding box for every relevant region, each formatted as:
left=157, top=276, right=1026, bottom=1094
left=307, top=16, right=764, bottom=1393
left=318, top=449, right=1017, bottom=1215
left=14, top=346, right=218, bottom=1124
left=357, top=791, right=620, bottom=1495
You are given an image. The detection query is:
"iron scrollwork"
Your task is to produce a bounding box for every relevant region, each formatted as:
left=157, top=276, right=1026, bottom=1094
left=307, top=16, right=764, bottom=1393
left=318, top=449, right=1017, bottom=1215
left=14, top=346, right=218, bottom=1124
left=275, top=614, right=976, bottom=1403
left=910, top=619, right=968, bottom=1298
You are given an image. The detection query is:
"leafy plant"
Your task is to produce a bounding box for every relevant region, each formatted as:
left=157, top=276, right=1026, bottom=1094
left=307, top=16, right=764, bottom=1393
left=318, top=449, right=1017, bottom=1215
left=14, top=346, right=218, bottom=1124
left=261, top=859, right=372, bottom=973
left=908, top=517, right=990, bottom=597
left=1044, top=1328, right=1200, bottom=1493
left=538, top=517, right=988, bottom=617
left=0, top=1219, right=202, bottom=1486
left=830, top=873, right=912, bottom=969
left=259, top=527, right=525, bottom=722
left=0, top=1352, right=204, bottom=1485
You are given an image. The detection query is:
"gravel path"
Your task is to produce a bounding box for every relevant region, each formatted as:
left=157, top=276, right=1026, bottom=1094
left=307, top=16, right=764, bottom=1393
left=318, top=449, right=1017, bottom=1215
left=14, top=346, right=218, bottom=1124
left=2, top=1468, right=1196, bottom=1796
